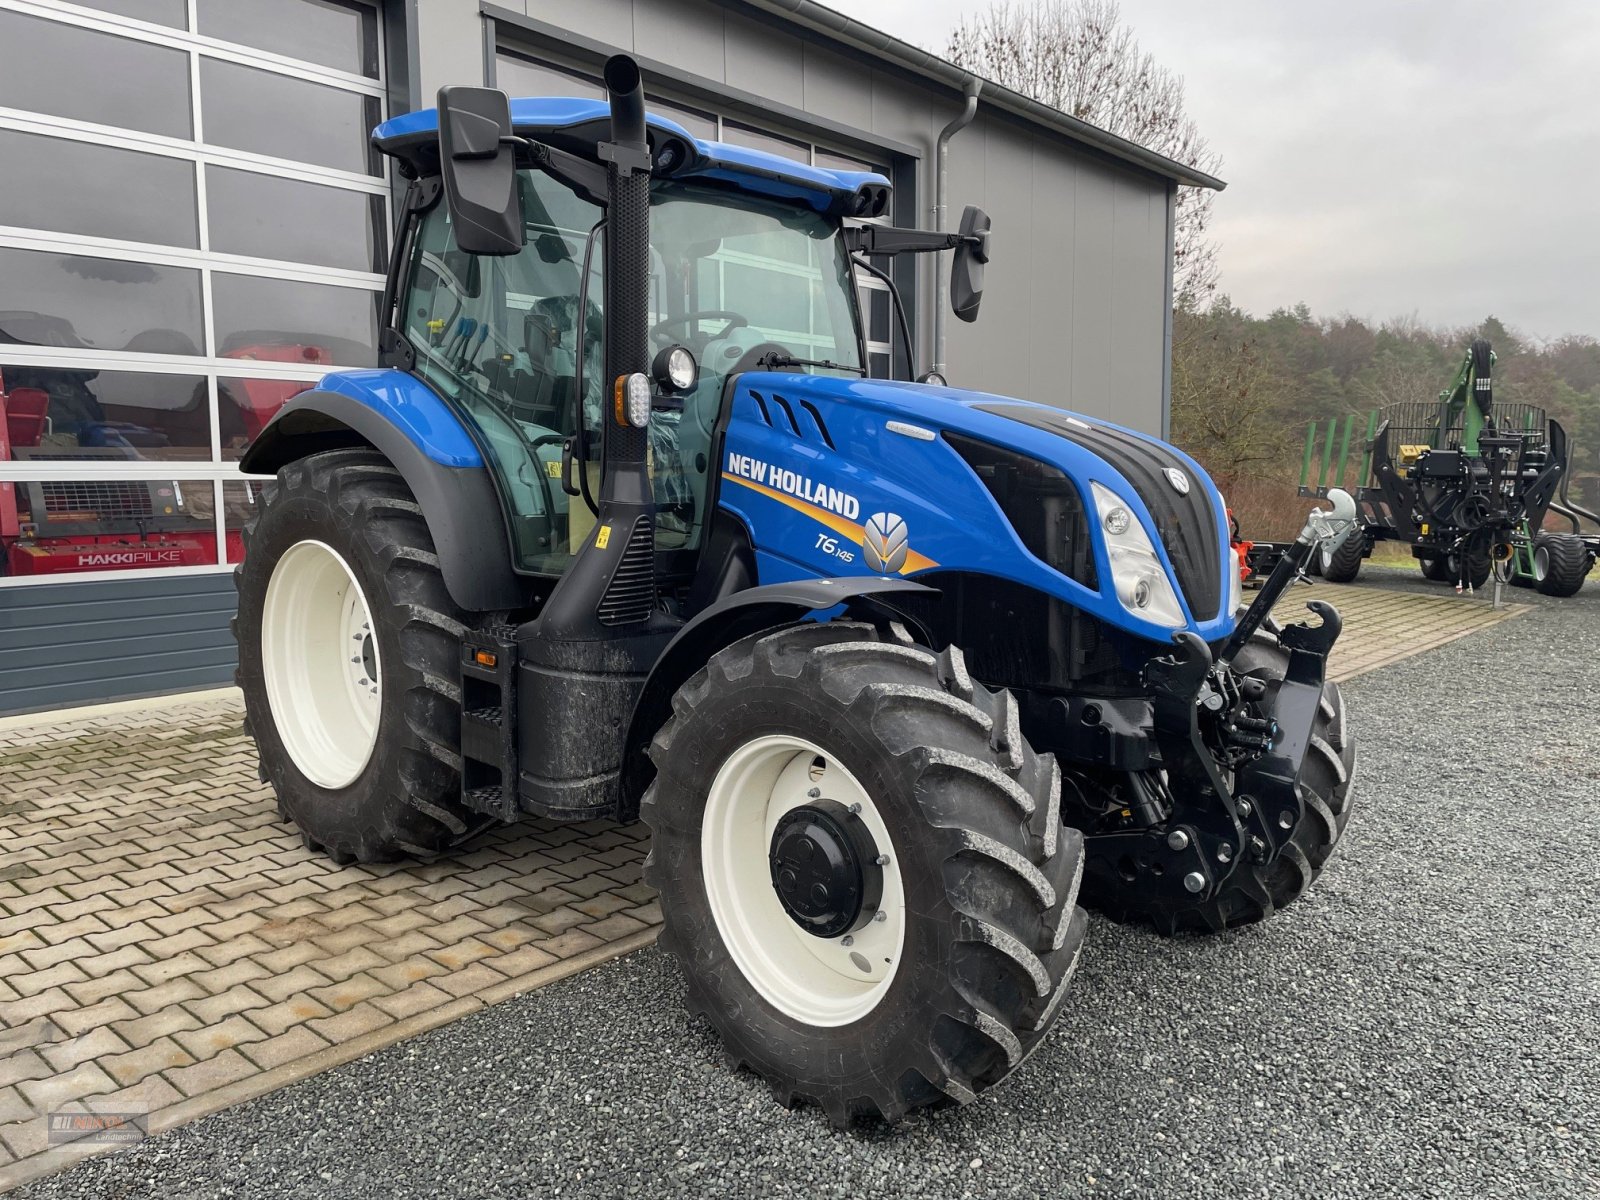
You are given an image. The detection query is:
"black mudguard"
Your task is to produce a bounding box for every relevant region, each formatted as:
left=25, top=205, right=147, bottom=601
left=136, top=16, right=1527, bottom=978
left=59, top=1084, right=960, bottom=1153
left=239, top=391, right=528, bottom=612
left=615, top=576, right=936, bottom=820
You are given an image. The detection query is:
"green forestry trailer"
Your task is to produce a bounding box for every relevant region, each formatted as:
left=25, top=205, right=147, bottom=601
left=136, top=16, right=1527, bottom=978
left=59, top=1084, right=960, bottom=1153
left=234, top=58, right=1361, bottom=1125
left=1300, top=339, right=1593, bottom=595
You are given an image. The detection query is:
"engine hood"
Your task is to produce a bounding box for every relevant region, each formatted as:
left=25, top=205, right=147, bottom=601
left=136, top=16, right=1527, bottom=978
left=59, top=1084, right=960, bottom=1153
left=724, top=371, right=1233, bottom=639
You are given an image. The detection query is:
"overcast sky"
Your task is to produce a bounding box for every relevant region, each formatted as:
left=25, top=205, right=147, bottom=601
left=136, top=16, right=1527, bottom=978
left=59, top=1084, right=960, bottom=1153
left=824, top=0, right=1600, bottom=341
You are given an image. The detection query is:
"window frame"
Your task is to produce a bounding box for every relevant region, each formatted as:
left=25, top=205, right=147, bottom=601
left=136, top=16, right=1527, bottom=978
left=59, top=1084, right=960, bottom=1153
left=0, top=0, right=389, bottom=588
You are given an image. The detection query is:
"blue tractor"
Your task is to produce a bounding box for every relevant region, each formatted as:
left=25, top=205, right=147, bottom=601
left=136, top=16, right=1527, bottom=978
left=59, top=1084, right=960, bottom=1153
left=235, top=57, right=1359, bottom=1125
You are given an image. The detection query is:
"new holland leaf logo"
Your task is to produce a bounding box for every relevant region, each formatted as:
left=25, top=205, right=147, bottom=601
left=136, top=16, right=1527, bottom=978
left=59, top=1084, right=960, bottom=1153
left=862, top=512, right=909, bottom=574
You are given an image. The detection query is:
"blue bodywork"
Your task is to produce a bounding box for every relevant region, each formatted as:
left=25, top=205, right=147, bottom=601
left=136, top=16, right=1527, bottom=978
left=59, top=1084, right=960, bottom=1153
left=305, top=365, right=1233, bottom=645
left=714, top=373, right=1234, bottom=644
left=373, top=98, right=889, bottom=217
left=317, top=369, right=484, bottom=468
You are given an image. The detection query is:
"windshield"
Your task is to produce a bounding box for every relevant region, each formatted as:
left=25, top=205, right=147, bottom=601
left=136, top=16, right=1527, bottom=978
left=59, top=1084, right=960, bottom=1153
left=402, top=172, right=862, bottom=576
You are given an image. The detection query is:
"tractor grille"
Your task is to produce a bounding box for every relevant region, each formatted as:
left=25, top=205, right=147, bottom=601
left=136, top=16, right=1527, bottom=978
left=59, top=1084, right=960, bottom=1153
left=976, top=404, right=1224, bottom=621
left=597, top=517, right=656, bottom=626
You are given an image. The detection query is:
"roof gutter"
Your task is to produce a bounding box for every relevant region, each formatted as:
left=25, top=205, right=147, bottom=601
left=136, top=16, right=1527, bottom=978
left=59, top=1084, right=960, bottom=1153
left=933, top=75, right=980, bottom=378
left=738, top=0, right=1226, bottom=192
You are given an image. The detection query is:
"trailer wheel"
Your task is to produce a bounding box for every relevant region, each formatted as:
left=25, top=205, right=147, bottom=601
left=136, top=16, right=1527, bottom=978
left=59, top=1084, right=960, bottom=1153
left=1420, top=554, right=1452, bottom=582
left=234, top=449, right=479, bottom=863
left=1533, top=533, right=1589, bottom=597
left=1445, top=545, right=1491, bottom=589
left=642, top=622, right=1086, bottom=1127
left=1317, top=530, right=1365, bottom=583
left=1085, top=624, right=1356, bottom=934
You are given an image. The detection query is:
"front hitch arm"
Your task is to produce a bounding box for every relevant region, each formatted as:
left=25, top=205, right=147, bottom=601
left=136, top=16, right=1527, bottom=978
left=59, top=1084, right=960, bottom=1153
left=1135, top=601, right=1344, bottom=904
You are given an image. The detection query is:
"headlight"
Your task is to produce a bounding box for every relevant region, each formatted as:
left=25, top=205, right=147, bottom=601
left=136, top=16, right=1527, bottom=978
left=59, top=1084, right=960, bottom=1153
left=1227, top=548, right=1243, bottom=617
left=1090, top=481, right=1187, bottom=628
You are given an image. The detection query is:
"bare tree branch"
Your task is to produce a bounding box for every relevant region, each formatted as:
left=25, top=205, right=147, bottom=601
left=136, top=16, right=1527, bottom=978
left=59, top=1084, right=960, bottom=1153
left=947, top=0, right=1222, bottom=303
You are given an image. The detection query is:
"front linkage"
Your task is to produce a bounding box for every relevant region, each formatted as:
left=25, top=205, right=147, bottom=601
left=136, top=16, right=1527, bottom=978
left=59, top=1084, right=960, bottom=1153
left=1082, top=492, right=1357, bottom=922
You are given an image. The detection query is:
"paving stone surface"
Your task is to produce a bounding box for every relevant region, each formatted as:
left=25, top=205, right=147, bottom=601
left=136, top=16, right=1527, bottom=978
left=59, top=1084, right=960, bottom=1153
left=0, top=701, right=659, bottom=1191
left=0, top=578, right=1524, bottom=1189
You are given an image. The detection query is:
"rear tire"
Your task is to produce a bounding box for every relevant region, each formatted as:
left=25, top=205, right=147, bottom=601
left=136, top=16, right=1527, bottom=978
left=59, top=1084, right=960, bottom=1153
left=642, top=622, right=1086, bottom=1127
left=234, top=449, right=479, bottom=863
left=1318, top=531, right=1365, bottom=583
left=1534, top=532, right=1589, bottom=596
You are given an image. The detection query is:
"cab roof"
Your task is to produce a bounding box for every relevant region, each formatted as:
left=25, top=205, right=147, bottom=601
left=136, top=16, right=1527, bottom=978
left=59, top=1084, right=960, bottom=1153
left=372, top=97, right=891, bottom=218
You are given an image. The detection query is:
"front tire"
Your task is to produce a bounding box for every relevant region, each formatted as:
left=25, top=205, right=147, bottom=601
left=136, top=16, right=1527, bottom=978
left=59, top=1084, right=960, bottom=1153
left=234, top=449, right=479, bottom=862
left=642, top=622, right=1086, bottom=1126
left=1533, top=532, right=1589, bottom=596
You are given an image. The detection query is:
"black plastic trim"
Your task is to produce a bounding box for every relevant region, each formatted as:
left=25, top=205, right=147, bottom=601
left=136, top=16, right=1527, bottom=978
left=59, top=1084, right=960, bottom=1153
left=239, top=391, right=528, bottom=612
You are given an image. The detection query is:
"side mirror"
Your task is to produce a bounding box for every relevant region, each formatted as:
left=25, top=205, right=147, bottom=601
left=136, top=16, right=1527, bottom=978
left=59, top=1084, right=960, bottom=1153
left=437, top=86, right=524, bottom=256
left=950, top=205, right=990, bottom=324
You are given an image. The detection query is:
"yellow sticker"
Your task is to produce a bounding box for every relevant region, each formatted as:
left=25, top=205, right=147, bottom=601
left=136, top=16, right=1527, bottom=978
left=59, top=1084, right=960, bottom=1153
left=546, top=459, right=562, bottom=478
left=595, top=524, right=611, bottom=549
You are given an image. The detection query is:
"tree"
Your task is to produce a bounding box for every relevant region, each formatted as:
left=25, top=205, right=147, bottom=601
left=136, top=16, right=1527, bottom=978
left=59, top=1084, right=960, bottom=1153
left=946, top=0, right=1222, bottom=303
left=1169, top=299, right=1294, bottom=488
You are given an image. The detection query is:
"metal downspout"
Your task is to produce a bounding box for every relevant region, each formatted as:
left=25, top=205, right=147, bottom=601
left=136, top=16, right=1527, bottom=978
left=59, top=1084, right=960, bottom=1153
left=933, top=76, right=980, bottom=378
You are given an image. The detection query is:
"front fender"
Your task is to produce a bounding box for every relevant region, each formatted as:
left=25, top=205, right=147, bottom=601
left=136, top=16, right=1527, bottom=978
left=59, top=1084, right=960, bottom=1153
left=240, top=387, right=527, bottom=612
left=616, top=576, right=937, bottom=819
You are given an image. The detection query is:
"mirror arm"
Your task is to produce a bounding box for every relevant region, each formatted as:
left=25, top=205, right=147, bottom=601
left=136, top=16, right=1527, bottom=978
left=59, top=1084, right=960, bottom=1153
left=844, top=225, right=968, bottom=256
left=519, top=139, right=611, bottom=208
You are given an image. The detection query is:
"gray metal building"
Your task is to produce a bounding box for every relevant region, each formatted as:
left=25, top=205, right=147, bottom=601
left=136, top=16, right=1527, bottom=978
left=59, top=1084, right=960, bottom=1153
left=0, top=0, right=1219, bottom=716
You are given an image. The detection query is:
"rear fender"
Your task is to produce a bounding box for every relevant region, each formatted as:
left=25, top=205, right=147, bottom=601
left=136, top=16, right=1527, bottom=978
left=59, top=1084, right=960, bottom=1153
left=616, top=576, right=936, bottom=820
left=240, top=387, right=527, bottom=612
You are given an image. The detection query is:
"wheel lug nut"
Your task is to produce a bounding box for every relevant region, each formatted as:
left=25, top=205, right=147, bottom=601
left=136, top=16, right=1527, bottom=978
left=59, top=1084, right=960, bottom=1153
left=807, top=788, right=821, bottom=799
left=872, top=910, right=887, bottom=923
left=875, top=855, right=890, bottom=867
left=1216, top=843, right=1233, bottom=864
left=1237, top=798, right=1252, bottom=817
left=841, top=935, right=854, bottom=947
left=1166, top=829, right=1190, bottom=851
left=1183, top=871, right=1206, bottom=893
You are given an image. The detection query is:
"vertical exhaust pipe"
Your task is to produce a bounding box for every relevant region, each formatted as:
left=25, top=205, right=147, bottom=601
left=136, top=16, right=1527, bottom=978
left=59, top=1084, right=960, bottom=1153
left=600, top=54, right=652, bottom=491
left=534, top=54, right=658, bottom=640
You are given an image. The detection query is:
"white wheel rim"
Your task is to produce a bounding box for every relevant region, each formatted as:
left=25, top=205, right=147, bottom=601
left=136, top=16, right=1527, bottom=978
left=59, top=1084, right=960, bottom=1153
left=1534, top=546, right=1549, bottom=581
left=701, top=735, right=906, bottom=1027
left=261, top=540, right=382, bottom=790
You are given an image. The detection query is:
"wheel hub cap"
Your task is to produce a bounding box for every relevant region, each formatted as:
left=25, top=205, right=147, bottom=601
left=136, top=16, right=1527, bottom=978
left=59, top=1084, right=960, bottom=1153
left=769, top=800, right=883, bottom=938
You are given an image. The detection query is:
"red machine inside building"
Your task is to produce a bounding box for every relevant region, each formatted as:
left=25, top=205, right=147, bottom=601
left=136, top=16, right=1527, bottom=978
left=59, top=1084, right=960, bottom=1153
left=0, top=345, right=324, bottom=577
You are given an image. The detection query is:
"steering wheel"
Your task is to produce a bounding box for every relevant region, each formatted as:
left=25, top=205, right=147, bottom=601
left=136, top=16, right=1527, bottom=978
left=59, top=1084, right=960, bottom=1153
left=651, top=310, right=749, bottom=347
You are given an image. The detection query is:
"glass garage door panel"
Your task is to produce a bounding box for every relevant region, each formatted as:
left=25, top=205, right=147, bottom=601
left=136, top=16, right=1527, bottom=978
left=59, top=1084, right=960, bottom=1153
left=0, top=130, right=199, bottom=249
left=0, top=247, right=204, bottom=356
left=0, top=10, right=192, bottom=139
left=3, top=475, right=217, bottom=578
left=200, top=58, right=380, bottom=175
left=0, top=363, right=210, bottom=462
left=211, top=274, right=378, bottom=367
left=196, top=0, right=379, bottom=78
left=217, top=377, right=318, bottom=459
left=206, top=166, right=384, bottom=272
left=76, top=0, right=188, bottom=28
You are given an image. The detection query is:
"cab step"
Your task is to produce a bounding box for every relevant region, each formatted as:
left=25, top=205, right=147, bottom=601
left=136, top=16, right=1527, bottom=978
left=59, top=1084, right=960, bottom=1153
left=459, top=624, right=519, bottom=824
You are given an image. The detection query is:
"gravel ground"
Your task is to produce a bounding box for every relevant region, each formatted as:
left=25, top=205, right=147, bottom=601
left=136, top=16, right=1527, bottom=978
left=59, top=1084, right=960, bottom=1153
left=19, top=577, right=1600, bottom=1200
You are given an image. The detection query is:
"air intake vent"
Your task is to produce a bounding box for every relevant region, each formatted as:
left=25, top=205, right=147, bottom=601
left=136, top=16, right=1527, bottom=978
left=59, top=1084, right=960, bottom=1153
left=597, top=518, right=656, bottom=626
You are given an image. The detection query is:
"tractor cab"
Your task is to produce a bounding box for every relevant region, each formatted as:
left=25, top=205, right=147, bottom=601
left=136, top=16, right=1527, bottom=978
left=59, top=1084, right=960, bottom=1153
left=369, top=95, right=969, bottom=586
